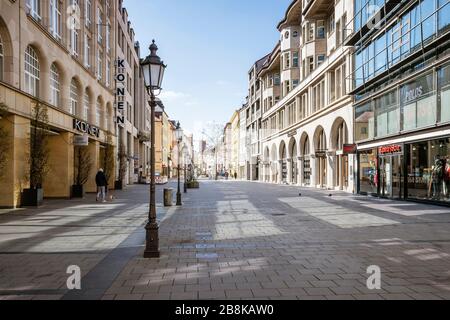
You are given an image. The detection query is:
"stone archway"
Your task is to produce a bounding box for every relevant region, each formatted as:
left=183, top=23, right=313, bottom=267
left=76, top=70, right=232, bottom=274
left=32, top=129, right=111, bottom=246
left=270, top=144, right=278, bottom=183
left=300, top=132, right=311, bottom=186
left=288, top=137, right=298, bottom=184
left=314, top=126, right=327, bottom=188
left=263, top=146, right=270, bottom=182
left=330, top=117, right=349, bottom=190
left=279, top=140, right=287, bottom=184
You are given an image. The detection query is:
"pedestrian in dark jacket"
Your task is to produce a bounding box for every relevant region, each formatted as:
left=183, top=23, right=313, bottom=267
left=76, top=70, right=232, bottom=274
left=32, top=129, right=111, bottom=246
left=96, top=169, right=108, bottom=203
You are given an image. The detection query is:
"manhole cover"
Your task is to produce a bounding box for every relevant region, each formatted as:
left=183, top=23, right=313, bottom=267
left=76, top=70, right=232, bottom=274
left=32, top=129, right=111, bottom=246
left=272, top=213, right=287, bottom=216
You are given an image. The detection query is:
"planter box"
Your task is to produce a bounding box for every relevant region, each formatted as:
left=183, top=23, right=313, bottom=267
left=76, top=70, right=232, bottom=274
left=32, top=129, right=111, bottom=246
left=21, top=188, right=44, bottom=207
left=187, top=181, right=200, bottom=189
left=114, top=180, right=123, bottom=190
left=71, top=185, right=84, bottom=198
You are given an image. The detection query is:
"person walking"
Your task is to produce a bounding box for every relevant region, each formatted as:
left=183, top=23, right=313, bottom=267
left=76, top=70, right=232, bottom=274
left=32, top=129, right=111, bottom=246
left=96, top=168, right=108, bottom=203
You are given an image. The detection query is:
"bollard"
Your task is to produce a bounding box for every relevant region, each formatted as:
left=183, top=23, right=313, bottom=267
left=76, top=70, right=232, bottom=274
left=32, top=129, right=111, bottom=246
left=164, top=188, right=174, bottom=207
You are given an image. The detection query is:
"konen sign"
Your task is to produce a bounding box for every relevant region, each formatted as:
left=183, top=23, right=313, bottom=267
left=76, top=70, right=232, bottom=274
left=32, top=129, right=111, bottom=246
left=73, top=119, right=100, bottom=138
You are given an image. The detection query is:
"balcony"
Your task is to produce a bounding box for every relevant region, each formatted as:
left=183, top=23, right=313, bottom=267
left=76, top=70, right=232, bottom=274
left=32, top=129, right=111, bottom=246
left=302, top=0, right=333, bottom=19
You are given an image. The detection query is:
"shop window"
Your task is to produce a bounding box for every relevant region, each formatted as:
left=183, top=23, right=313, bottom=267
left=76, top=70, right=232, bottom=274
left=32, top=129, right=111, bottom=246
left=438, top=63, right=450, bottom=123
left=24, top=45, right=40, bottom=97
left=50, top=63, right=60, bottom=107
left=359, top=149, right=378, bottom=195
left=355, top=102, right=374, bottom=141
left=400, top=72, right=436, bottom=131
left=407, top=138, right=450, bottom=203
left=375, top=89, right=399, bottom=138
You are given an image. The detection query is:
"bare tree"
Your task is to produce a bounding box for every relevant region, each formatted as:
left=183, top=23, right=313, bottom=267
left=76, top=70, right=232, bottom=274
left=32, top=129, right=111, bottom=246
left=74, top=147, right=92, bottom=186
left=27, top=102, right=50, bottom=190
left=103, top=132, right=115, bottom=185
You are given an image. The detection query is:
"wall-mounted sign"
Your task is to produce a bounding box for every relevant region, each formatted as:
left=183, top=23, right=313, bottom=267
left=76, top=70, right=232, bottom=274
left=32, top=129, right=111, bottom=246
left=73, top=135, right=89, bottom=147
left=378, top=144, right=403, bottom=156
left=73, top=119, right=100, bottom=138
left=343, top=144, right=357, bottom=155
left=116, top=59, right=126, bottom=126
left=315, top=150, right=327, bottom=158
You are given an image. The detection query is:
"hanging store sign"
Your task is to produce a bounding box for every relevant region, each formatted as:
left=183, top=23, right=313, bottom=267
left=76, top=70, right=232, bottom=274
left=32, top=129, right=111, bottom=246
left=315, top=150, right=327, bottom=158
left=378, top=144, right=403, bottom=156
left=116, top=59, right=126, bottom=126
left=73, top=135, right=89, bottom=146
left=343, top=144, right=357, bottom=155
left=73, top=119, right=100, bottom=138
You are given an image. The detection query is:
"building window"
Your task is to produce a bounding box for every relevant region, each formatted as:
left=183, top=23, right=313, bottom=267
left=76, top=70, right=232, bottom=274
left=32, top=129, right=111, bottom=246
left=317, top=54, right=325, bottom=67
left=49, top=0, right=61, bottom=39
left=84, top=33, right=91, bottom=68
left=70, top=28, right=79, bottom=57
left=285, top=80, right=291, bottom=95
left=308, top=56, right=314, bottom=74
left=329, top=12, right=335, bottom=34
left=85, top=0, right=91, bottom=28
left=97, top=6, right=103, bottom=44
left=293, top=79, right=299, bottom=88
left=97, top=50, right=102, bottom=80
left=83, top=90, right=90, bottom=121
left=274, top=73, right=280, bottom=85
left=106, top=59, right=110, bottom=87
left=70, top=79, right=79, bottom=115
left=0, top=35, right=3, bottom=82
left=106, top=22, right=111, bottom=53
left=26, top=0, right=41, bottom=20
left=49, top=63, right=60, bottom=107
left=24, top=46, right=40, bottom=97
left=293, top=52, right=299, bottom=67
left=317, top=20, right=325, bottom=39
left=96, top=99, right=101, bottom=126
left=284, top=52, right=290, bottom=69
left=293, top=31, right=298, bottom=37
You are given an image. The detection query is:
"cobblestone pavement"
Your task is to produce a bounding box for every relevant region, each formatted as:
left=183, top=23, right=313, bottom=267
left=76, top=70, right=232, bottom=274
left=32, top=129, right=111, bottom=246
left=0, top=184, right=168, bottom=300
left=104, top=181, right=450, bottom=301
left=1, top=181, right=450, bottom=300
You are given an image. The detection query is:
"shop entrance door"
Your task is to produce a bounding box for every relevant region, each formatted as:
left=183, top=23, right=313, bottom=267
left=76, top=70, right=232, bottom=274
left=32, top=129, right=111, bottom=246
left=380, top=155, right=403, bottom=199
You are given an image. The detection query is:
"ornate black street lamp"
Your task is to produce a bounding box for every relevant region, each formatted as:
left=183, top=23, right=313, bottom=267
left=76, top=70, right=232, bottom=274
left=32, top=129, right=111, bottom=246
left=175, top=122, right=183, bottom=206
left=184, top=150, right=188, bottom=194
left=141, top=40, right=166, bottom=259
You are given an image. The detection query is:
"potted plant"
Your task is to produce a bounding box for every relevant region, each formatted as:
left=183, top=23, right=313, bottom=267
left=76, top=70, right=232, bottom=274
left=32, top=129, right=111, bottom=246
left=72, top=146, right=92, bottom=198
left=115, top=140, right=127, bottom=190
left=0, top=103, right=11, bottom=182
left=22, top=102, right=49, bottom=207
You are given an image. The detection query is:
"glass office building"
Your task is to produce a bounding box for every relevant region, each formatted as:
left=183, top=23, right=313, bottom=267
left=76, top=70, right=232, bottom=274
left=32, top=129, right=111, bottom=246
left=349, top=0, right=450, bottom=205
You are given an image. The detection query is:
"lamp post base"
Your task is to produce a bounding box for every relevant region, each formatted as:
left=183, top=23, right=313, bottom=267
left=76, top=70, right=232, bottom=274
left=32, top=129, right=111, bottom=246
left=144, top=222, right=160, bottom=258
left=176, top=192, right=182, bottom=206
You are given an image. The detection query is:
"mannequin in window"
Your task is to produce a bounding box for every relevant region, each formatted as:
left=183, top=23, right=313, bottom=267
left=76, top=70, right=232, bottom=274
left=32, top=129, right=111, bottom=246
left=431, top=158, right=444, bottom=200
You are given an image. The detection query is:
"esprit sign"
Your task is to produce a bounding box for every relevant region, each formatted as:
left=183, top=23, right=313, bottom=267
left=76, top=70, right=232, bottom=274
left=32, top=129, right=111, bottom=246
left=378, top=144, right=403, bottom=155
left=73, top=119, right=100, bottom=138
left=116, top=59, right=126, bottom=126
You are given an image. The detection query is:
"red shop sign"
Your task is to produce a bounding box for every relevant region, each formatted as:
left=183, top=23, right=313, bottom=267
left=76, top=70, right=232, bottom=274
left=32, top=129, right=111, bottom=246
left=378, top=144, right=403, bottom=155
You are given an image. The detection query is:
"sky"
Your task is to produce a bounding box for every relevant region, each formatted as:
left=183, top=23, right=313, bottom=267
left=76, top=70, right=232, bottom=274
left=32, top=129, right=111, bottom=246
left=125, top=0, right=292, bottom=143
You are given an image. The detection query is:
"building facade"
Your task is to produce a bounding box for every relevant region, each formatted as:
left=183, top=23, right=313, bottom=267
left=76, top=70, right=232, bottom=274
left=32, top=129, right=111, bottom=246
left=259, top=0, right=356, bottom=192
left=349, top=0, right=450, bottom=205
left=0, top=0, right=118, bottom=208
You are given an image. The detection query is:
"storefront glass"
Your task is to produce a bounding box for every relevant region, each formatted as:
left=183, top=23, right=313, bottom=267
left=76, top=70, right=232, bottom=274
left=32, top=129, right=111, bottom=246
left=407, top=138, right=450, bottom=203
left=400, top=72, right=436, bottom=131
left=303, top=159, right=311, bottom=186
left=438, top=63, right=450, bottom=123
left=359, top=149, right=378, bottom=194
left=375, top=89, right=399, bottom=137
left=355, top=102, right=374, bottom=141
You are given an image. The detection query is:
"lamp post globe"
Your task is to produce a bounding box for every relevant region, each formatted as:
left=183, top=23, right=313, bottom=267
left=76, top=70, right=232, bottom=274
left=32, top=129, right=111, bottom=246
left=140, top=40, right=166, bottom=259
